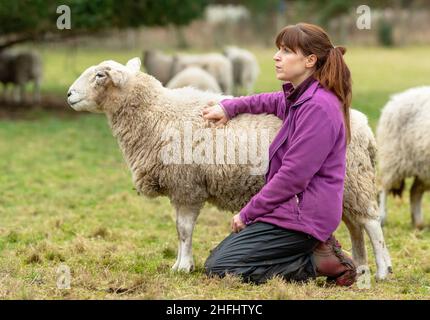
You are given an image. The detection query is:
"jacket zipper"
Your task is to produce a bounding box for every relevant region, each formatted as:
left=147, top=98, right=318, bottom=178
left=296, top=192, right=303, bottom=207
left=268, top=107, right=295, bottom=163
left=264, top=96, right=313, bottom=181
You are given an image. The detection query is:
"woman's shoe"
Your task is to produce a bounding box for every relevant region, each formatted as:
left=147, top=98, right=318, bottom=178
left=312, top=235, right=357, bottom=287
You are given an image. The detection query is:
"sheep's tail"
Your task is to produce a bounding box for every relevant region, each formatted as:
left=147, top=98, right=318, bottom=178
left=389, top=179, right=405, bottom=198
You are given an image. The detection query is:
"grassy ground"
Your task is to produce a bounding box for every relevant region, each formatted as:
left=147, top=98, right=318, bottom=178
left=0, top=45, right=430, bottom=299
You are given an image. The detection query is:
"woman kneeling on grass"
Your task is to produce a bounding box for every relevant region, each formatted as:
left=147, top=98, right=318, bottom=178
left=202, top=23, right=357, bottom=286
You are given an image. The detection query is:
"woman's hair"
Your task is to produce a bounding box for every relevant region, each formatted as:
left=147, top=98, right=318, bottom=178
left=275, top=23, right=352, bottom=144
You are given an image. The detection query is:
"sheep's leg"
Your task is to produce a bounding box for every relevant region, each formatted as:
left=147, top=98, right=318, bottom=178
left=19, top=83, right=26, bottom=104
left=33, top=79, right=41, bottom=104
left=0, top=84, right=4, bottom=102
left=245, top=83, right=254, bottom=95
left=13, top=86, right=21, bottom=103
left=172, top=242, right=182, bottom=271
left=172, top=205, right=200, bottom=272
left=378, top=190, right=388, bottom=226
left=343, top=216, right=367, bottom=268
left=383, top=240, right=393, bottom=275
left=363, top=218, right=390, bottom=281
left=410, top=177, right=425, bottom=229
left=2, top=84, right=11, bottom=101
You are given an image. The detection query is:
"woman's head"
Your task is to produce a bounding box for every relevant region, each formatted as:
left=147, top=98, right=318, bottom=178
left=274, top=23, right=352, bottom=143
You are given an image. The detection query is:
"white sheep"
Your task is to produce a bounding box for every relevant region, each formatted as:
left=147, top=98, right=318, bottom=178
left=166, top=66, right=222, bottom=93
left=171, top=53, right=233, bottom=95
left=0, top=50, right=42, bottom=103
left=377, top=86, right=430, bottom=229
left=223, top=46, right=260, bottom=95
left=67, top=58, right=392, bottom=280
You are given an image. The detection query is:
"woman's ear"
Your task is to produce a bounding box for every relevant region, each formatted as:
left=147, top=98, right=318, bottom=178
left=305, top=54, right=318, bottom=68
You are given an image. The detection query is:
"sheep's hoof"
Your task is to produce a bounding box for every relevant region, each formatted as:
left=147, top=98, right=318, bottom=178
left=375, top=274, right=386, bottom=282
left=171, top=257, right=194, bottom=272
left=375, top=269, right=390, bottom=281
left=413, top=222, right=425, bottom=230
left=171, top=260, right=180, bottom=271
left=174, top=261, right=195, bottom=273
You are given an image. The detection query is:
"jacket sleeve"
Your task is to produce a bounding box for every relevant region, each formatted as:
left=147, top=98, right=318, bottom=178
left=239, top=103, right=340, bottom=224
left=219, top=91, right=286, bottom=121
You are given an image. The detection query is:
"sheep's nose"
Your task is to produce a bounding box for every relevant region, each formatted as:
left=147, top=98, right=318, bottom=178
left=67, top=90, right=72, bottom=97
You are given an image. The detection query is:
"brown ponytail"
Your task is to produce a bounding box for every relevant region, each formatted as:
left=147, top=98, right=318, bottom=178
left=275, top=23, right=352, bottom=144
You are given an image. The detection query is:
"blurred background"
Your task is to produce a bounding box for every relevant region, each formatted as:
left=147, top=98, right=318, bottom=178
left=0, top=0, right=430, bottom=299
left=1, top=0, right=430, bottom=114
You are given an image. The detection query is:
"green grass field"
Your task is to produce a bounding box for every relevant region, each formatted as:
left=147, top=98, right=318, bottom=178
left=0, top=45, right=430, bottom=299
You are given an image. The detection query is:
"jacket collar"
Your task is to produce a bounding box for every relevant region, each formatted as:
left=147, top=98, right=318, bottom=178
left=282, top=76, right=319, bottom=108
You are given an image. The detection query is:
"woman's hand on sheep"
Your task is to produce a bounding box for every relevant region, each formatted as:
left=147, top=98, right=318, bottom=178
left=202, top=101, right=229, bottom=127
left=231, top=213, right=246, bottom=233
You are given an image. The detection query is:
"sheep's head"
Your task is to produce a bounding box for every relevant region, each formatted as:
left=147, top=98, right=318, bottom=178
left=67, top=57, right=141, bottom=113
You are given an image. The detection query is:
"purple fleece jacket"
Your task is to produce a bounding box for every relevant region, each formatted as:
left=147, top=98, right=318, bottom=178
left=219, top=76, right=346, bottom=242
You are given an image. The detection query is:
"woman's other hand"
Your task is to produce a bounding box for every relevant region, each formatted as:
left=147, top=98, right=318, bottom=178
left=231, top=213, right=246, bottom=233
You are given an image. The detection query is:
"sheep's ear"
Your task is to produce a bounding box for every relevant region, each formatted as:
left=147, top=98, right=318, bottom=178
left=106, top=69, right=128, bottom=87
left=126, top=57, right=141, bottom=74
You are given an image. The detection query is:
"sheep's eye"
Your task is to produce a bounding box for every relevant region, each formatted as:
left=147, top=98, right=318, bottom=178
left=95, top=72, right=105, bottom=79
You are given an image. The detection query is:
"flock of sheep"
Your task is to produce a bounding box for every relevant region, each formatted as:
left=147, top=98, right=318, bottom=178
left=143, top=46, right=259, bottom=96
left=66, top=53, right=430, bottom=284
left=0, top=50, right=42, bottom=104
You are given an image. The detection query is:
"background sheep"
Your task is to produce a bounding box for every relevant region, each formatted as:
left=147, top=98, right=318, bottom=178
left=0, top=50, right=14, bottom=100
left=142, top=50, right=174, bottom=86
left=171, top=53, right=233, bottom=94
left=377, top=86, right=430, bottom=229
left=67, top=57, right=392, bottom=281
left=0, top=50, right=42, bottom=103
left=166, top=66, right=222, bottom=93
left=223, top=46, right=260, bottom=95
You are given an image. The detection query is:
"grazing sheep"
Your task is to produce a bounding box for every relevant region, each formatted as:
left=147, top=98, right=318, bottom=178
left=377, top=86, right=430, bottom=229
left=0, top=50, right=42, bottom=103
left=67, top=58, right=392, bottom=280
left=142, top=50, right=174, bottom=86
left=166, top=66, right=222, bottom=93
left=171, top=53, right=233, bottom=95
left=223, top=46, right=260, bottom=95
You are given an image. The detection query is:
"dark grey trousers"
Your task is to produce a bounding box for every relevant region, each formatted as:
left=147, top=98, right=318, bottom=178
left=204, top=222, right=320, bottom=284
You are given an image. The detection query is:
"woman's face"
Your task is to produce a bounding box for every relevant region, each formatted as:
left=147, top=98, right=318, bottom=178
left=273, top=45, right=315, bottom=84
